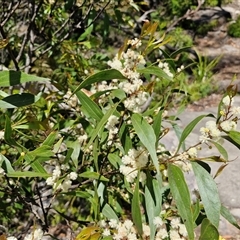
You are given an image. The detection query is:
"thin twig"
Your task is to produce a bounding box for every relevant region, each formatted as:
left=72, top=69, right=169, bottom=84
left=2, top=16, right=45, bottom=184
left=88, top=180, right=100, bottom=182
left=0, top=1, right=21, bottom=27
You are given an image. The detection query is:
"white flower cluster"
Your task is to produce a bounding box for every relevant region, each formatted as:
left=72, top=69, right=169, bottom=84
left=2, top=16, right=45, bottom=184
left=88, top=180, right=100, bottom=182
left=199, top=95, right=240, bottom=143
left=119, top=147, right=148, bottom=183
left=23, top=228, right=43, bottom=240
left=173, top=149, right=196, bottom=172
left=99, top=219, right=150, bottom=239
left=158, top=60, right=174, bottom=78
left=7, top=237, right=17, bottom=240
left=98, top=215, right=188, bottom=239
left=105, top=115, right=119, bottom=145
left=0, top=130, right=4, bottom=139
left=46, top=164, right=78, bottom=192
left=106, top=39, right=149, bottom=113
left=153, top=215, right=188, bottom=240
left=199, top=120, right=221, bottom=143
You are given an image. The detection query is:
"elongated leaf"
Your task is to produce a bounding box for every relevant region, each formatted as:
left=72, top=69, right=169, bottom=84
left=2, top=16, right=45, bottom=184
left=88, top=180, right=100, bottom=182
left=192, top=162, right=221, bottom=228
left=152, top=109, right=163, bottom=139
left=213, top=164, right=228, bottom=179
left=102, top=203, right=119, bottom=221
left=4, top=115, right=23, bottom=151
left=0, top=70, right=49, bottom=87
left=75, top=89, right=103, bottom=121
left=75, top=226, right=100, bottom=240
left=132, top=173, right=143, bottom=235
left=0, top=153, right=15, bottom=173
left=228, top=130, right=240, bottom=146
left=24, top=152, right=47, bottom=174
left=85, top=102, right=119, bottom=150
left=199, top=218, right=219, bottom=240
left=192, top=200, right=200, bottom=222
left=119, top=122, right=132, bottom=153
left=221, top=205, right=240, bottom=230
left=29, top=145, right=53, bottom=158
left=168, top=164, right=194, bottom=240
left=7, top=171, right=50, bottom=178
left=42, top=131, right=58, bottom=146
left=144, top=176, right=162, bottom=240
left=210, top=141, right=228, bottom=161
left=108, top=153, right=121, bottom=169
left=137, top=66, right=173, bottom=81
left=64, top=191, right=91, bottom=198
left=72, top=69, right=126, bottom=94
left=131, top=113, right=160, bottom=176
left=0, top=93, right=41, bottom=108
left=170, top=46, right=192, bottom=58
left=222, top=135, right=240, bottom=149
left=79, top=172, right=109, bottom=182
left=177, top=114, right=214, bottom=152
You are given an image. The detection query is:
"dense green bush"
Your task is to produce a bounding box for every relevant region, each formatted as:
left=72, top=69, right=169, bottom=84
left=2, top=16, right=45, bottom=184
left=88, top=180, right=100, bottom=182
left=0, top=1, right=239, bottom=240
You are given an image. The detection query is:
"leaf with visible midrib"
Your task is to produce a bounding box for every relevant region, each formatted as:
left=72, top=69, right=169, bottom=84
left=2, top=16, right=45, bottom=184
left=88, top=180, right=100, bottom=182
left=168, top=164, right=194, bottom=240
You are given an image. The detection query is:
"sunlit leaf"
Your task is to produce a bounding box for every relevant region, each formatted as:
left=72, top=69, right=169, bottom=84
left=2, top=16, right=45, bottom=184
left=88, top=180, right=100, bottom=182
left=75, top=227, right=100, bottom=240
left=7, top=171, right=50, bottom=178
left=74, top=89, right=103, bottom=121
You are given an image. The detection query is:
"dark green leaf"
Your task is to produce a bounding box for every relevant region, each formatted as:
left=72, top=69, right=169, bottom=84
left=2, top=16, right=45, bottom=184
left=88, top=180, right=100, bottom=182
left=132, top=173, right=143, bottom=235
left=192, top=162, right=221, bottom=228
left=0, top=70, right=49, bottom=87
left=177, top=114, right=214, bottom=152
left=170, top=46, right=191, bottom=58
left=72, top=69, right=126, bottom=94
left=0, top=93, right=41, bottom=108
left=168, top=164, right=194, bottom=240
